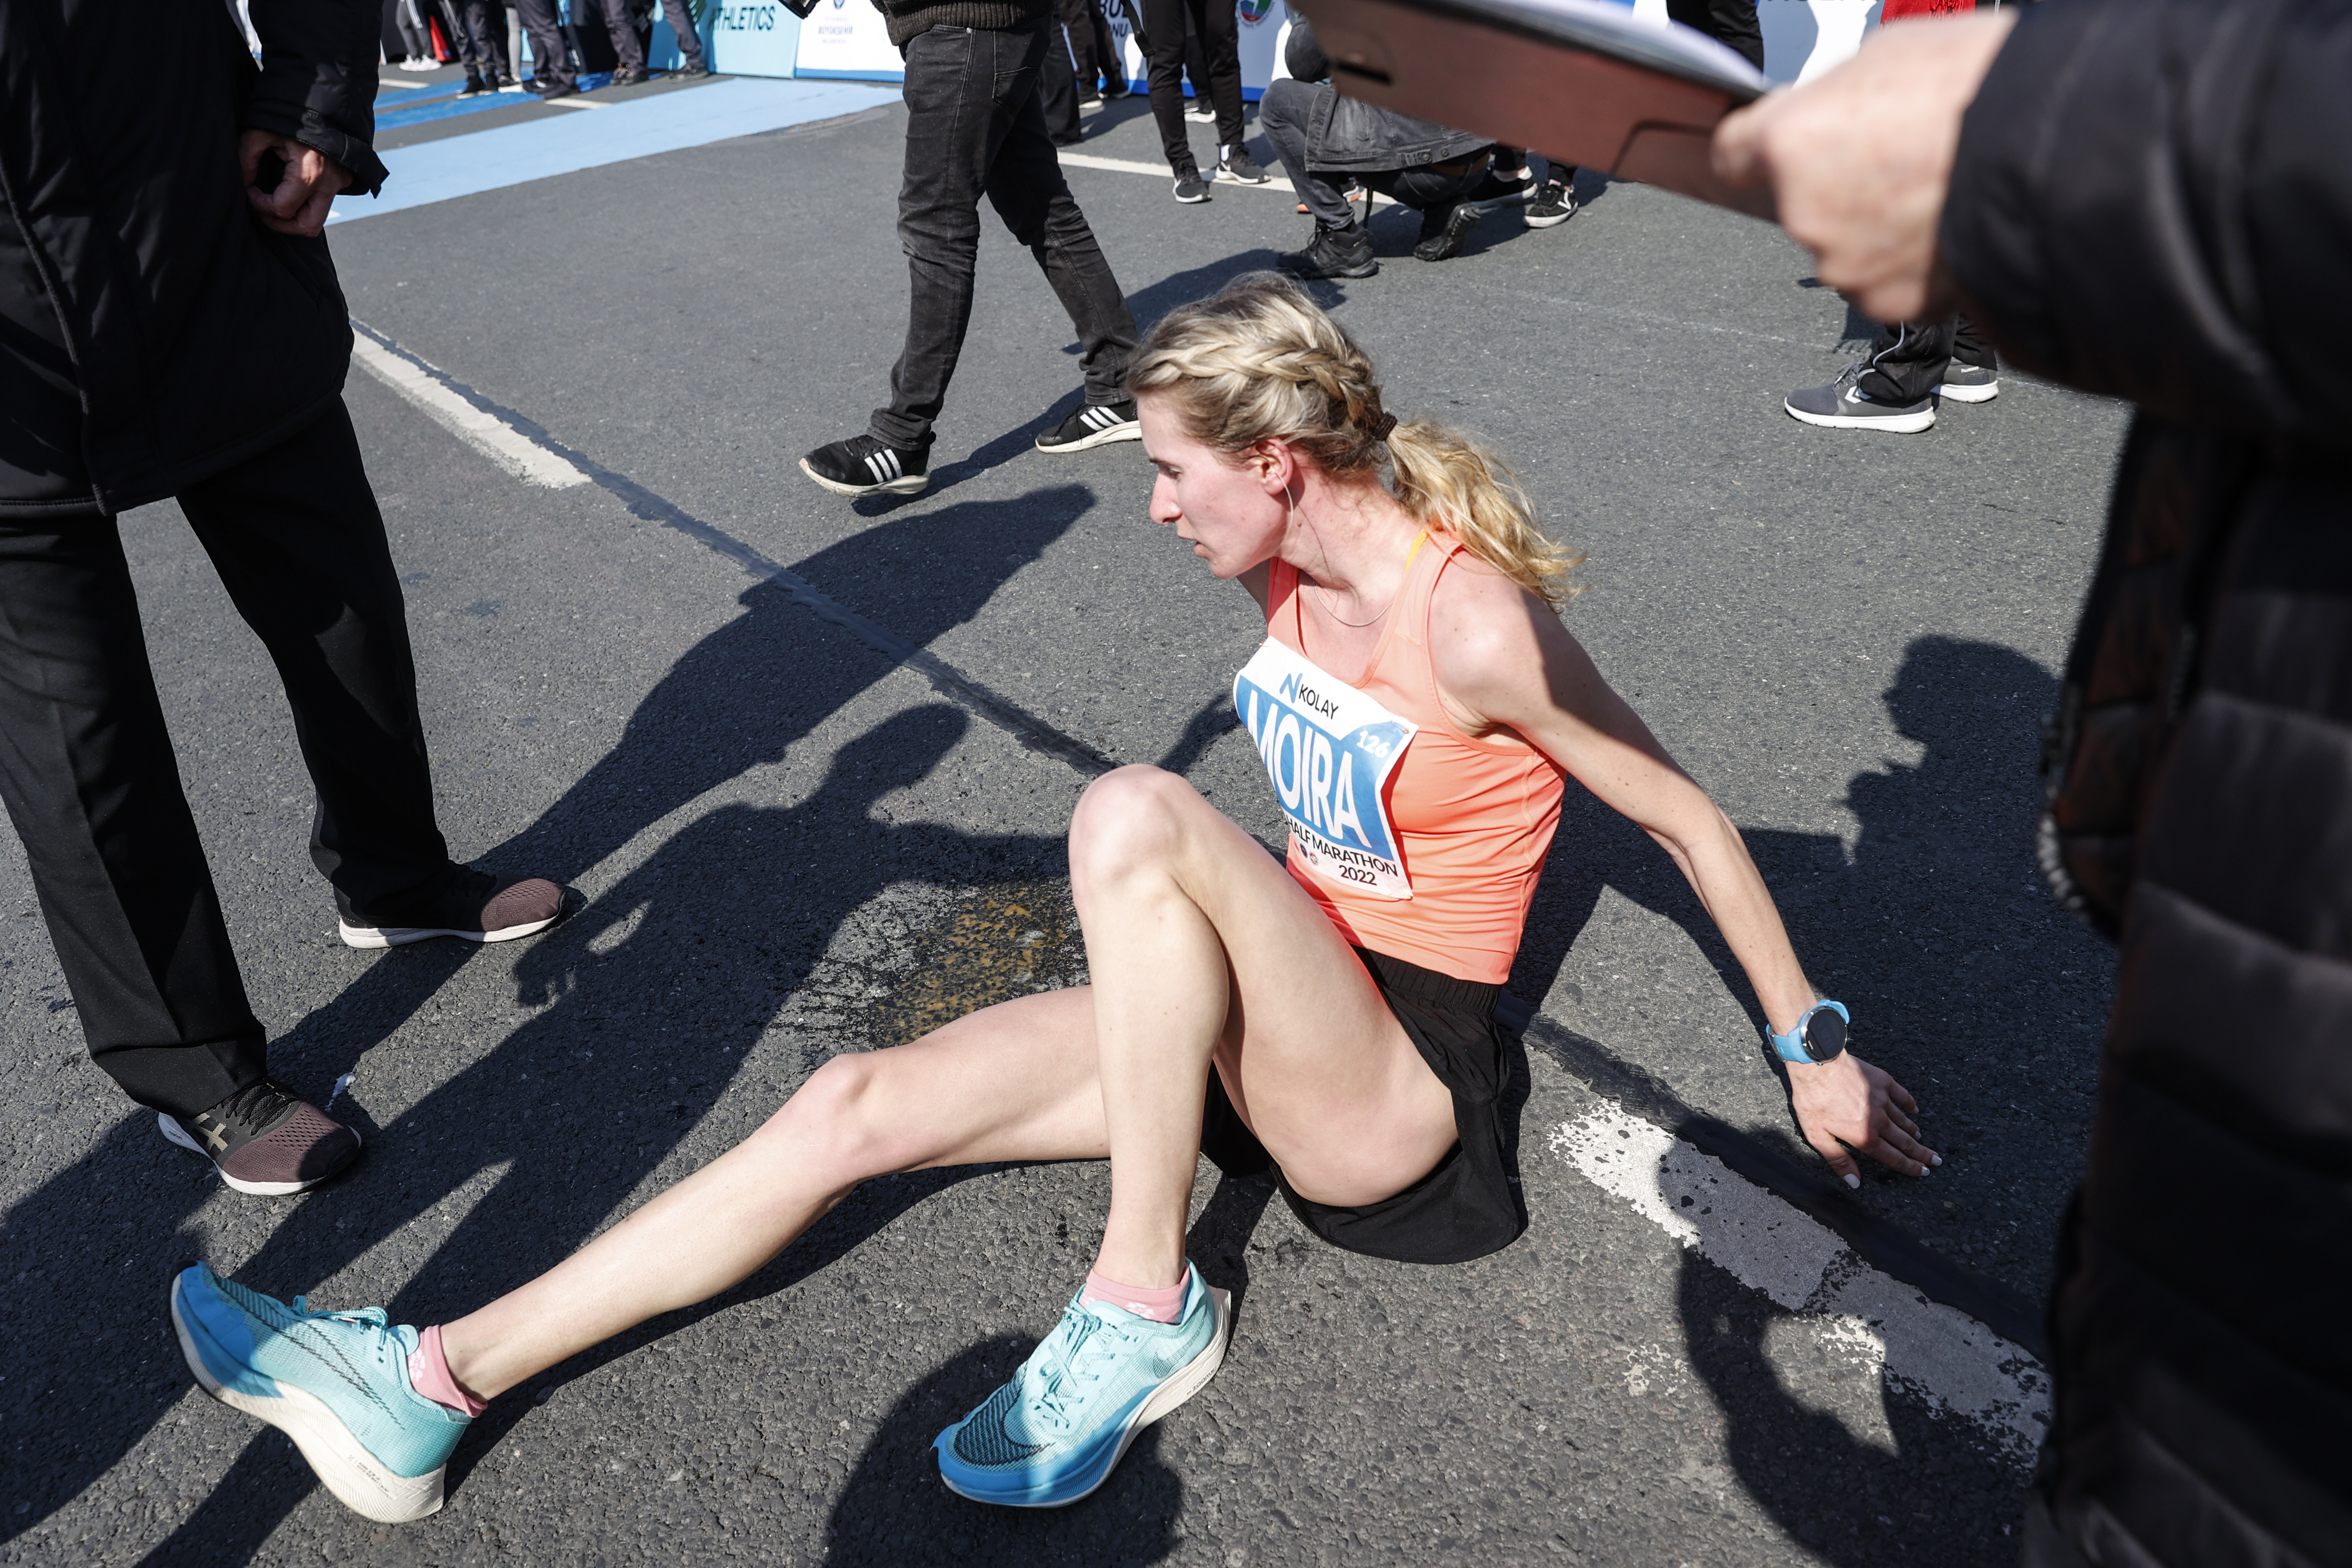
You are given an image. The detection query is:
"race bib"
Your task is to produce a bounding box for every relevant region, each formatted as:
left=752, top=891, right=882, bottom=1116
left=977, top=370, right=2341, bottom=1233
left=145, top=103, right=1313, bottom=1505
left=1233, top=638, right=1418, bottom=900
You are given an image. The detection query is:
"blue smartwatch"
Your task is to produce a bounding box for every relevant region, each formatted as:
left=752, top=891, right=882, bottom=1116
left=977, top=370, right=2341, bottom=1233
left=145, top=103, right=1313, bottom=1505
left=1768, top=1000, right=1849, bottom=1065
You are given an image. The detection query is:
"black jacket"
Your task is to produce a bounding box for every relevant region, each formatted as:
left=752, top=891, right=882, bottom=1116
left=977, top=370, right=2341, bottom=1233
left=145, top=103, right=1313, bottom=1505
left=1942, top=1, right=2352, bottom=1562
left=0, top=0, right=387, bottom=518
left=1278, top=21, right=1489, bottom=173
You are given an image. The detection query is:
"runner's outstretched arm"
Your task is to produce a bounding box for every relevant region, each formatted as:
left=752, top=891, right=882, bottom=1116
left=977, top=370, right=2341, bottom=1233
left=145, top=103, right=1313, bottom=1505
left=1424, top=565, right=1939, bottom=1185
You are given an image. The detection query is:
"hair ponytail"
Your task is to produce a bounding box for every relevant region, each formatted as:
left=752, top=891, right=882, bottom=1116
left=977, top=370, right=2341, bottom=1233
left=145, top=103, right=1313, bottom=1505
left=1129, top=273, right=1582, bottom=605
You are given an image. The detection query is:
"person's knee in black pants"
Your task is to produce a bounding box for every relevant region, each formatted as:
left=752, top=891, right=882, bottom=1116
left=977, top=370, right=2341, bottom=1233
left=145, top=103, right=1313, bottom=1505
left=1373, top=158, right=1491, bottom=263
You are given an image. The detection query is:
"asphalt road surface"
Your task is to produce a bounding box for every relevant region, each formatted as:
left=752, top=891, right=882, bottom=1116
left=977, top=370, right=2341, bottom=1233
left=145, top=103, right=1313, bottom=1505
left=2, top=63, right=2128, bottom=1568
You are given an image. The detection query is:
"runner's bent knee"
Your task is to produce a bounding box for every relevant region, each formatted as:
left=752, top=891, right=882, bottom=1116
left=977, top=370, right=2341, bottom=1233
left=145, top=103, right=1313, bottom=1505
left=1068, top=764, right=1208, bottom=888
left=763, top=1053, right=908, bottom=1186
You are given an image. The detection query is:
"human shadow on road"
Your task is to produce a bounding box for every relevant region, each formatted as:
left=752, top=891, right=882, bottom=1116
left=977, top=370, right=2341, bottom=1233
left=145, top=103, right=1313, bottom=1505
left=132, top=701, right=1076, bottom=1562
left=822, top=1336, right=1185, bottom=1568
left=1674, top=1245, right=2030, bottom=1568
left=0, top=490, right=1087, bottom=1552
left=1507, top=635, right=2092, bottom=1159
left=821, top=1170, right=1274, bottom=1567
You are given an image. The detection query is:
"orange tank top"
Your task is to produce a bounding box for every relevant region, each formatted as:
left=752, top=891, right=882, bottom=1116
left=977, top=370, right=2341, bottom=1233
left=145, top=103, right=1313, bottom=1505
left=1235, top=534, right=1567, bottom=984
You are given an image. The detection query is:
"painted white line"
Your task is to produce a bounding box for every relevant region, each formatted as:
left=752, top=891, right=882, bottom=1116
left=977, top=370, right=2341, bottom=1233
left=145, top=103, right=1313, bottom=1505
left=1056, top=150, right=1399, bottom=209
left=348, top=331, right=590, bottom=489
left=1553, top=1103, right=2049, bottom=1461
left=543, top=95, right=605, bottom=109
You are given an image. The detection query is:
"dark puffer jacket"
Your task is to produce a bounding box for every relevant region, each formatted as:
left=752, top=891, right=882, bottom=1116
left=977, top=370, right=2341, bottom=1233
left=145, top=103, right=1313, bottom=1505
left=1941, top=0, right=2352, bottom=1562
left=0, top=0, right=387, bottom=518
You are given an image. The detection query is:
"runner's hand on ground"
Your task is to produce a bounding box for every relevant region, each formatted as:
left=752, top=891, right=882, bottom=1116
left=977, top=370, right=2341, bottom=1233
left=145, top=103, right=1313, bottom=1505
left=1785, top=1053, right=1938, bottom=1187
left=239, top=130, right=351, bottom=237
left=1710, top=12, right=2013, bottom=325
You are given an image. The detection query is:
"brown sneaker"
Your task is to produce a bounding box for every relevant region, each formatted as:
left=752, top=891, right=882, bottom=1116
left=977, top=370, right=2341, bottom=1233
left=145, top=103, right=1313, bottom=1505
left=160, top=1081, right=361, bottom=1196
left=338, top=868, right=566, bottom=949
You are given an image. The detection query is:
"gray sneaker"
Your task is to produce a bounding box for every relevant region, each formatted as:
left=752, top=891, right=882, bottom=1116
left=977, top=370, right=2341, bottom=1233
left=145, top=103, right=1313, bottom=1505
left=1173, top=170, right=1211, bottom=204
left=1936, top=362, right=2000, bottom=403
left=1785, top=363, right=1936, bottom=433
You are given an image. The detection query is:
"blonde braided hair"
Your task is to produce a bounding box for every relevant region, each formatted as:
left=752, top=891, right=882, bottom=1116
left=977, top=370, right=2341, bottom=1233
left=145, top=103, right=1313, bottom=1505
left=1128, top=273, right=1582, bottom=604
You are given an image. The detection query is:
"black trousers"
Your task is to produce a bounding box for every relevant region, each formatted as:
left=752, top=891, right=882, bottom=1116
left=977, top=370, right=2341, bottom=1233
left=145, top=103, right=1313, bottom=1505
left=1665, top=0, right=1763, bottom=71
left=0, top=401, right=454, bottom=1119
left=1060, top=0, right=1121, bottom=93
left=433, top=0, right=511, bottom=76
left=595, top=0, right=704, bottom=69
left=1041, top=18, right=1081, bottom=141
left=459, top=0, right=512, bottom=77
left=1141, top=0, right=1243, bottom=172
left=1855, top=315, right=1997, bottom=404
left=871, top=22, right=1139, bottom=449
left=1258, top=80, right=1483, bottom=229
left=515, top=0, right=573, bottom=88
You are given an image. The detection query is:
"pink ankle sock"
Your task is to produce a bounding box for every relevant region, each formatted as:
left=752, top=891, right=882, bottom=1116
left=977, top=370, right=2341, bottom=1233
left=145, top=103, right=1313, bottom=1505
left=407, top=1324, right=487, bottom=1417
left=1081, top=1270, right=1188, bottom=1325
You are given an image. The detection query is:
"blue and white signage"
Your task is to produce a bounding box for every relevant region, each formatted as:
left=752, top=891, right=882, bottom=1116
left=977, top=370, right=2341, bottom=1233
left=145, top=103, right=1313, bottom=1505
left=795, top=0, right=903, bottom=80
left=707, top=2, right=803, bottom=77
left=1234, top=638, right=1417, bottom=900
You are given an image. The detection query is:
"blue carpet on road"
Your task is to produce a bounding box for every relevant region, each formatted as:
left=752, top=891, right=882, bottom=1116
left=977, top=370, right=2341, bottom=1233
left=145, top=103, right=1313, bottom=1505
left=332, top=77, right=900, bottom=224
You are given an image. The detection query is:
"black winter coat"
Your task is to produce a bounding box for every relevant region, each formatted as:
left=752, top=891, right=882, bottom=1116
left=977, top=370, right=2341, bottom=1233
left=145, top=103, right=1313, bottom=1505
left=0, top=0, right=387, bottom=518
left=1942, top=0, right=2352, bottom=1562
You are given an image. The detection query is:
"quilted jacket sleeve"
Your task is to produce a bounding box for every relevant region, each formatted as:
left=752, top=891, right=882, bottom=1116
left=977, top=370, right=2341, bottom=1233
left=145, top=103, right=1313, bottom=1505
left=1939, top=0, right=2352, bottom=444
left=243, top=0, right=388, bottom=195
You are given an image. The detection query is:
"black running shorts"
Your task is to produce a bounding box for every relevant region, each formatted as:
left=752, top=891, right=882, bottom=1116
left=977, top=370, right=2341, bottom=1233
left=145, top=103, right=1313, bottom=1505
left=1198, top=946, right=1525, bottom=1265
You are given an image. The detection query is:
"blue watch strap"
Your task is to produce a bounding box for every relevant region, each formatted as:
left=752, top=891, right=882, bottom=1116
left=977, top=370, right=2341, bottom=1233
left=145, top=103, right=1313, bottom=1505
left=1769, top=999, right=1849, bottom=1064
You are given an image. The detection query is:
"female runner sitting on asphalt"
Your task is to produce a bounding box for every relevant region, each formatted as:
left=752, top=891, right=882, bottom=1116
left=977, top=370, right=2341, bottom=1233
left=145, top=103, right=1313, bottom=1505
left=169, top=274, right=1937, bottom=1524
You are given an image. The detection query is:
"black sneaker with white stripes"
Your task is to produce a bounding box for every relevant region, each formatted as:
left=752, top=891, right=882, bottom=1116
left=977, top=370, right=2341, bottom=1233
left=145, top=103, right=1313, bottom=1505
left=799, top=432, right=932, bottom=497
left=1036, top=400, right=1143, bottom=453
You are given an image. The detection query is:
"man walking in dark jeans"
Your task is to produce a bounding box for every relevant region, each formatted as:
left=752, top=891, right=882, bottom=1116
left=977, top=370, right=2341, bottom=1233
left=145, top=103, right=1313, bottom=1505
left=1, top=0, right=563, bottom=1198
left=799, top=2, right=1143, bottom=499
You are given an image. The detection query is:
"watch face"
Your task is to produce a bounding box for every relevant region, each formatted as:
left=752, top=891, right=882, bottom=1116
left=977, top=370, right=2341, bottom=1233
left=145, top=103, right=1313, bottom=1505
left=1802, top=1006, right=1847, bottom=1062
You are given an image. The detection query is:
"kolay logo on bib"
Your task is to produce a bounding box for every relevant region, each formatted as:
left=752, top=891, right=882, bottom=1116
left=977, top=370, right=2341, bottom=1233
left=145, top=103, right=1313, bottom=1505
left=1234, top=639, right=1418, bottom=900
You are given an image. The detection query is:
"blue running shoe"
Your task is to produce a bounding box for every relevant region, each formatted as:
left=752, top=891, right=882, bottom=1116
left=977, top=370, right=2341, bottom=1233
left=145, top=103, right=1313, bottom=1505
left=169, top=1263, right=469, bottom=1522
left=935, top=1262, right=1229, bottom=1508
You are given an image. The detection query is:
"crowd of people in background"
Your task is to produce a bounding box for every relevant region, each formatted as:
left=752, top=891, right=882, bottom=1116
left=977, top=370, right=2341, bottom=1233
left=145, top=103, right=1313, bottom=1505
left=384, top=0, right=1997, bottom=438
left=383, top=0, right=707, bottom=101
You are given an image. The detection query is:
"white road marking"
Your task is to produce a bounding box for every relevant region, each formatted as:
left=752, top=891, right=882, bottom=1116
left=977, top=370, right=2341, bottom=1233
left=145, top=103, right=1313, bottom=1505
left=348, top=331, right=590, bottom=489
left=1056, top=150, right=1400, bottom=209
left=1553, top=1104, right=2049, bottom=1462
